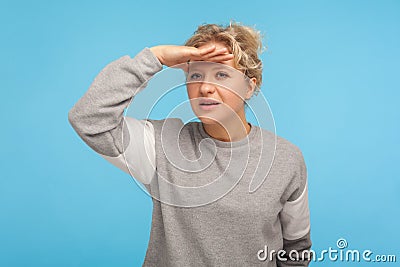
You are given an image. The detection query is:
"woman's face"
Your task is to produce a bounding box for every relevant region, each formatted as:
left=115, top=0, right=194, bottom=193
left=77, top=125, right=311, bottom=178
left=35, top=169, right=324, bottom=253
left=186, top=42, right=255, bottom=125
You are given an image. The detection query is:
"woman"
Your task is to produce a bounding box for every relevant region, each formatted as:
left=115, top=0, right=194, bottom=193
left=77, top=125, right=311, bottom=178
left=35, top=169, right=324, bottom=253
left=68, top=22, right=312, bottom=266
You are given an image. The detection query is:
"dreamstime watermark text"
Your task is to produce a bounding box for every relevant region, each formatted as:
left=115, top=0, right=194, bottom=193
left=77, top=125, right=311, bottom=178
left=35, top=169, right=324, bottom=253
left=257, top=238, right=397, bottom=263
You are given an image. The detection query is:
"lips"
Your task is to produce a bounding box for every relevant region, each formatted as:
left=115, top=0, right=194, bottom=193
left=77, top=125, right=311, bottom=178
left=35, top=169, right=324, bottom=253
left=197, top=98, right=222, bottom=111
left=199, top=99, right=221, bottom=106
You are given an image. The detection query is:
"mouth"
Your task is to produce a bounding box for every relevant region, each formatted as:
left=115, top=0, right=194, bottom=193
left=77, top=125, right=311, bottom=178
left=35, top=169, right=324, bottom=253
left=198, top=99, right=222, bottom=111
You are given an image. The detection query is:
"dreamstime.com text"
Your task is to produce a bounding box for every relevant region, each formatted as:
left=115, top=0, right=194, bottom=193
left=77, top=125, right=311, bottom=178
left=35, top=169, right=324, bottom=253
left=257, top=238, right=397, bottom=263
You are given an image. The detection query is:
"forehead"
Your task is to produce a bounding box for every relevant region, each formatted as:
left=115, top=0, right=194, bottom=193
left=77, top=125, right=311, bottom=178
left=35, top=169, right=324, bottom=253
left=187, top=61, right=237, bottom=73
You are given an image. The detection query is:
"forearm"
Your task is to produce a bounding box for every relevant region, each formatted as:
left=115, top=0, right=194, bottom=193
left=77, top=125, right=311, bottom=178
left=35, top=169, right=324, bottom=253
left=277, top=231, right=313, bottom=266
left=68, top=47, right=162, bottom=157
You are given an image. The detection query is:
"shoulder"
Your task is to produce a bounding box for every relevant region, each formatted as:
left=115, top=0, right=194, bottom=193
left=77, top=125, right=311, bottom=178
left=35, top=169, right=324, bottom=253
left=258, top=127, right=304, bottom=164
left=276, top=134, right=304, bottom=164
left=273, top=134, right=307, bottom=201
left=145, top=117, right=184, bottom=132
left=259, top=126, right=304, bottom=164
left=145, top=118, right=199, bottom=142
left=258, top=128, right=307, bottom=198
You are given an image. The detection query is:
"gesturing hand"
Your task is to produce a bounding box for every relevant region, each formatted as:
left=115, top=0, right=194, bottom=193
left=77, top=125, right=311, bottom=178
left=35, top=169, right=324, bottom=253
left=149, top=44, right=234, bottom=69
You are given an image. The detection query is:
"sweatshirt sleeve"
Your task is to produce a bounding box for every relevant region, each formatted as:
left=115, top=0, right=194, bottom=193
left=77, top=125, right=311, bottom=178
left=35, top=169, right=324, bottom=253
left=277, top=149, right=313, bottom=266
left=68, top=47, right=163, bottom=184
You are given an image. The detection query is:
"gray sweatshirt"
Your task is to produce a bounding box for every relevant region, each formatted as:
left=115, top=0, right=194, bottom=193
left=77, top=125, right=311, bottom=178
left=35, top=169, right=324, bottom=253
left=68, top=48, right=312, bottom=266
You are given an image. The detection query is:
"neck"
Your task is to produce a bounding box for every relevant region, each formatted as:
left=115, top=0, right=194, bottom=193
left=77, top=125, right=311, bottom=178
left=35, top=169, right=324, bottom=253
left=203, top=116, right=251, bottom=142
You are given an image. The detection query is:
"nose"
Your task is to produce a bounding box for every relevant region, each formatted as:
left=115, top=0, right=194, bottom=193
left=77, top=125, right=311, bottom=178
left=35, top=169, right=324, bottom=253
left=199, top=81, right=216, bottom=95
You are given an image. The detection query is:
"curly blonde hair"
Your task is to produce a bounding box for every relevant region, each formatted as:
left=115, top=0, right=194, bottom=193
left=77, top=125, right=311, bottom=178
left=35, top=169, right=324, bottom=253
left=184, top=21, right=265, bottom=93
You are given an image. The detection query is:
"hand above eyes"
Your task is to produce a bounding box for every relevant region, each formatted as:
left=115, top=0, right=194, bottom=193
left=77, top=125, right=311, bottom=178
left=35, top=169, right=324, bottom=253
left=149, top=45, right=234, bottom=69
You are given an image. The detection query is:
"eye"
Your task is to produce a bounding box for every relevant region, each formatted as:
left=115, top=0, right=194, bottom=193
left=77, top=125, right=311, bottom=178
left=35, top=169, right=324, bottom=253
left=216, top=71, right=229, bottom=79
left=189, top=72, right=202, bottom=80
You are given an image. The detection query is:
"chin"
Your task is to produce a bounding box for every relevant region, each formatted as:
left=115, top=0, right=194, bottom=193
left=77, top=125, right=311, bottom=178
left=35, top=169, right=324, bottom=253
left=198, top=117, right=215, bottom=124
left=197, top=116, right=219, bottom=125
left=197, top=116, right=228, bottom=125
left=193, top=108, right=235, bottom=126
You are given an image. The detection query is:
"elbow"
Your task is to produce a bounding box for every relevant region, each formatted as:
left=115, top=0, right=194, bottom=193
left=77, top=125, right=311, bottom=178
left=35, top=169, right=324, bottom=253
left=68, top=106, right=79, bottom=131
left=68, top=105, right=87, bottom=136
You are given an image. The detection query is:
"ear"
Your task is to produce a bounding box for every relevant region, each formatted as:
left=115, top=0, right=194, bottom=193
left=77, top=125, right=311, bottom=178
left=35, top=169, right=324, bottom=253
left=245, top=77, right=257, bottom=100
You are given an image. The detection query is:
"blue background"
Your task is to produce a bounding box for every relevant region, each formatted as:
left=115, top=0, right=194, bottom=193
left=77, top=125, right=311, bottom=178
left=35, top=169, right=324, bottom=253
left=1, top=0, right=399, bottom=266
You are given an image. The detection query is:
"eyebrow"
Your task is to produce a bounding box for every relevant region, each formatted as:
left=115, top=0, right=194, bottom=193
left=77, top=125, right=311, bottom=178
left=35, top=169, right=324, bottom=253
left=188, top=65, right=236, bottom=74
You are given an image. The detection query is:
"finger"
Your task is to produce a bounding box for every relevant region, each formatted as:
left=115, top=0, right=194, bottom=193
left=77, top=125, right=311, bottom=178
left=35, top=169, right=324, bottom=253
left=204, top=53, right=234, bottom=62
left=201, top=47, right=229, bottom=59
left=190, top=49, right=230, bottom=62
left=197, top=44, right=217, bottom=56
left=188, top=45, right=216, bottom=58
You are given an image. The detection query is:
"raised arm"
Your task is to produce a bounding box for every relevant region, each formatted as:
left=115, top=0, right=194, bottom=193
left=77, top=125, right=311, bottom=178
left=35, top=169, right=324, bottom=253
left=68, top=45, right=234, bottom=184
left=68, top=48, right=162, bottom=184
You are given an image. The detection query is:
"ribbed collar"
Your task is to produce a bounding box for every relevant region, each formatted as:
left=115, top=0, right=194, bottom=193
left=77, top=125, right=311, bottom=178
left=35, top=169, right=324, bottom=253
left=197, top=121, right=259, bottom=148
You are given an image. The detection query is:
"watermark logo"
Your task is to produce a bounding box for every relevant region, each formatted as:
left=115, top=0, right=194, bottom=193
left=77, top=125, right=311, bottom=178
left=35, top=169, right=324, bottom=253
left=257, top=238, right=397, bottom=263
left=336, top=237, right=348, bottom=249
